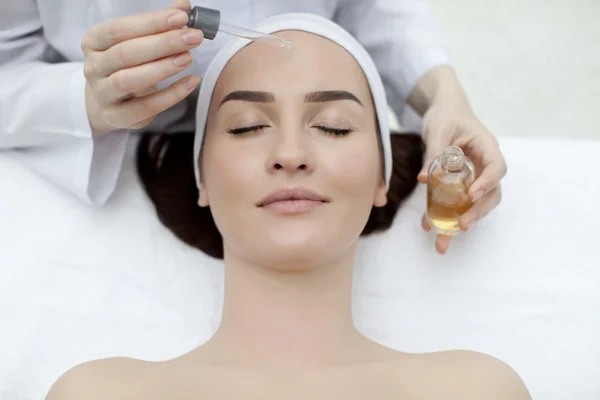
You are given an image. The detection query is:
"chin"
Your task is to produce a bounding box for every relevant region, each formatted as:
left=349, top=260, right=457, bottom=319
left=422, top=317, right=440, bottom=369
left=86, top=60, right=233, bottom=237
left=269, top=238, right=329, bottom=269
left=223, top=214, right=360, bottom=270
left=257, top=232, right=357, bottom=271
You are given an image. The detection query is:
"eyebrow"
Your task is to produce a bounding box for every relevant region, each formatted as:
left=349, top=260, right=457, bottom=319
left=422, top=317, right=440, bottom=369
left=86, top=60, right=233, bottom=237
left=218, top=90, right=363, bottom=107
left=219, top=91, right=275, bottom=107
left=304, top=90, right=363, bottom=107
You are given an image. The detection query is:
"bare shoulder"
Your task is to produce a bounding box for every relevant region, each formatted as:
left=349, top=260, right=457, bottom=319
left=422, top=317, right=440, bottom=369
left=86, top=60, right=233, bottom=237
left=45, top=357, right=148, bottom=400
left=422, top=350, right=532, bottom=400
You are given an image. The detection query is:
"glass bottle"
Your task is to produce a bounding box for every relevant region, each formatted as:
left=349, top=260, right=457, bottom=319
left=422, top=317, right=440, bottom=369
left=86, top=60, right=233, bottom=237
left=426, top=146, right=476, bottom=236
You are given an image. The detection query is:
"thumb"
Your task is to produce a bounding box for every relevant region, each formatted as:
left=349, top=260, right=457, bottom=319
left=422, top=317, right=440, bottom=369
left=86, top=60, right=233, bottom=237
left=418, top=133, right=448, bottom=184
left=171, top=0, right=192, bottom=11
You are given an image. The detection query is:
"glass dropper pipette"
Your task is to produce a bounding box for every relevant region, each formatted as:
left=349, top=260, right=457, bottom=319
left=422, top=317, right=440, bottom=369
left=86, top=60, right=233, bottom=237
left=185, top=6, right=292, bottom=49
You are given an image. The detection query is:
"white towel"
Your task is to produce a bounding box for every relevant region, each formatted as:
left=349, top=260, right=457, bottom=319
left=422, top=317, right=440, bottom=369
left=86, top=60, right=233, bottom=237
left=0, top=136, right=599, bottom=399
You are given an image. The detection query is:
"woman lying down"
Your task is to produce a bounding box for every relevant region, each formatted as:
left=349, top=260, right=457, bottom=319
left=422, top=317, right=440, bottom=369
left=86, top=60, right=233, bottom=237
left=46, top=13, right=531, bottom=400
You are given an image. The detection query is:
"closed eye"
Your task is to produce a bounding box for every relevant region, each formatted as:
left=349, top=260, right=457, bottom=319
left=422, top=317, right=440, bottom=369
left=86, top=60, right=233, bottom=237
left=314, top=126, right=353, bottom=136
left=226, top=125, right=353, bottom=135
left=227, top=125, right=269, bottom=134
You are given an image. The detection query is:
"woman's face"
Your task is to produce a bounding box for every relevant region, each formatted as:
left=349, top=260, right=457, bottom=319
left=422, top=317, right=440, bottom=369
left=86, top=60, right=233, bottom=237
left=199, top=30, right=387, bottom=269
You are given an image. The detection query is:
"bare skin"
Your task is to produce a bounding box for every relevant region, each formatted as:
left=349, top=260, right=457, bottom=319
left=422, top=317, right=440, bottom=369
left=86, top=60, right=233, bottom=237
left=46, top=29, right=531, bottom=400
left=47, top=350, right=529, bottom=400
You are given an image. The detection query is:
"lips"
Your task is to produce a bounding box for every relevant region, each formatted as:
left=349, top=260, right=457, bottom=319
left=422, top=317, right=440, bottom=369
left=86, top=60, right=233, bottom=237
left=257, top=188, right=330, bottom=215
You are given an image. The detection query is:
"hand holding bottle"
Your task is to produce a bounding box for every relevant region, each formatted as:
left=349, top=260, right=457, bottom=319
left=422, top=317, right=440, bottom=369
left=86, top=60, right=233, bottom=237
left=81, top=0, right=202, bottom=136
left=418, top=104, right=506, bottom=254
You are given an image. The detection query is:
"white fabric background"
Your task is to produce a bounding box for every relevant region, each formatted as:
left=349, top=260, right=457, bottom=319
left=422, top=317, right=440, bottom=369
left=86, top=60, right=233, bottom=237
left=429, top=0, right=599, bottom=140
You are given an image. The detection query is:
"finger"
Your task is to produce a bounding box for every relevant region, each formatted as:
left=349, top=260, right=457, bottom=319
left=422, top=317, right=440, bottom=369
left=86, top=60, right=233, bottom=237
left=459, top=186, right=502, bottom=231
left=418, top=143, right=446, bottom=184
left=82, top=8, right=190, bottom=52
left=418, top=131, right=451, bottom=184
left=417, top=154, right=435, bottom=184
left=125, top=87, right=161, bottom=129
left=468, top=157, right=507, bottom=202
left=117, top=85, right=160, bottom=102
left=133, top=85, right=160, bottom=97
left=96, top=28, right=203, bottom=77
left=435, top=235, right=451, bottom=255
left=101, top=74, right=200, bottom=128
left=421, top=213, right=431, bottom=232
left=171, top=0, right=192, bottom=10
left=468, top=139, right=507, bottom=202
left=96, top=51, right=193, bottom=103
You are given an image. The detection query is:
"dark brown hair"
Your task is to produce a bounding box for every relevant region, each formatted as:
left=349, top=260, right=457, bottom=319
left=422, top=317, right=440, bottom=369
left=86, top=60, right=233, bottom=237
left=136, top=131, right=424, bottom=259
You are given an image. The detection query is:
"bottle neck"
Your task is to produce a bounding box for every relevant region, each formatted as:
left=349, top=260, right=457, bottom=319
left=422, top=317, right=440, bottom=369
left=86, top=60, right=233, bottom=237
left=441, top=146, right=465, bottom=172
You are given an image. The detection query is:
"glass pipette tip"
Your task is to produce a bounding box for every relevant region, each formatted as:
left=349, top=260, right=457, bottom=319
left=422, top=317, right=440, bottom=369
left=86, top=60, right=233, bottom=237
left=218, top=21, right=292, bottom=49
left=185, top=6, right=292, bottom=49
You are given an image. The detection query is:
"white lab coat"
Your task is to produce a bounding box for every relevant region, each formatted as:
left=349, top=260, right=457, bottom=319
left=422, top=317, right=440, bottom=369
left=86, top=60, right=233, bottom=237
left=0, top=0, right=449, bottom=205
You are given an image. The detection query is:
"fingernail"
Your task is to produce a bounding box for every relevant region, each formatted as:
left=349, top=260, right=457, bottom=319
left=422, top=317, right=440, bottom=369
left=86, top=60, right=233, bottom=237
left=182, top=29, right=204, bottom=45
left=472, top=190, right=484, bottom=202
left=467, top=220, right=476, bottom=231
left=167, top=11, right=188, bottom=28
left=184, top=75, right=200, bottom=90
left=173, top=52, right=191, bottom=68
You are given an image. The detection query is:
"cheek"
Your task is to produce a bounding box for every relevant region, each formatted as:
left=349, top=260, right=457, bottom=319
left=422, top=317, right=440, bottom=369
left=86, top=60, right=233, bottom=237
left=323, top=141, right=380, bottom=197
left=202, top=143, right=262, bottom=205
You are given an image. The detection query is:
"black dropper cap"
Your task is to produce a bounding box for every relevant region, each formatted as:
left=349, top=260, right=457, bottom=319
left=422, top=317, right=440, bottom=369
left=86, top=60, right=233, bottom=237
left=185, top=6, right=221, bottom=40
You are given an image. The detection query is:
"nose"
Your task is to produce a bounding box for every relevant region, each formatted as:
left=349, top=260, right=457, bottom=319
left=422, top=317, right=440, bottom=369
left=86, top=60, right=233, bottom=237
left=266, top=129, right=314, bottom=174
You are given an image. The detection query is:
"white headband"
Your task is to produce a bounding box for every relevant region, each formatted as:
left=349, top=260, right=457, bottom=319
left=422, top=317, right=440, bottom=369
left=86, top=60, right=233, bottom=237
left=193, top=13, right=392, bottom=189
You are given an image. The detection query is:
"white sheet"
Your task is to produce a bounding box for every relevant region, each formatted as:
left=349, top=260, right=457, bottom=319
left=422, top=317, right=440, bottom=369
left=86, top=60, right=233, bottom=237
left=1, top=136, right=599, bottom=399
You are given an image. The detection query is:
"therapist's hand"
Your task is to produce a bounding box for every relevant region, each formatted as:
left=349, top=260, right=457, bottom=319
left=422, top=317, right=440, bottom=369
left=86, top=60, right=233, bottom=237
left=408, top=66, right=506, bottom=255
left=418, top=102, right=506, bottom=254
left=81, top=0, right=201, bottom=136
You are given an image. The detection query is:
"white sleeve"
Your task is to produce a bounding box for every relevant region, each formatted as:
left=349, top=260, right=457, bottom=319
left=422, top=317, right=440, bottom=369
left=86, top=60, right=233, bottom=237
left=0, top=1, right=129, bottom=205
left=334, top=0, right=451, bottom=119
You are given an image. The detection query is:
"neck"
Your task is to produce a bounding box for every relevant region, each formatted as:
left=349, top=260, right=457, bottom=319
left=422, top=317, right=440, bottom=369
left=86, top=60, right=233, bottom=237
left=203, top=245, right=366, bottom=367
